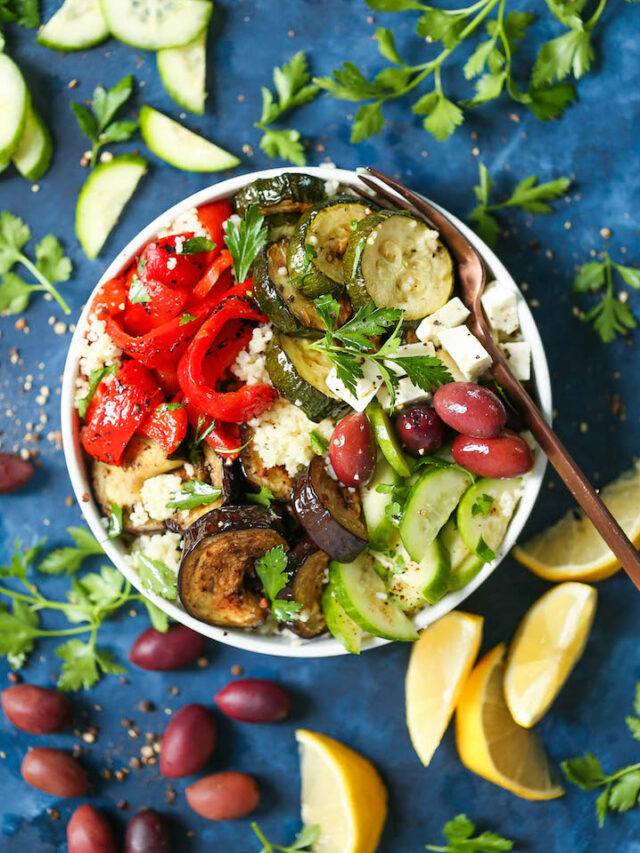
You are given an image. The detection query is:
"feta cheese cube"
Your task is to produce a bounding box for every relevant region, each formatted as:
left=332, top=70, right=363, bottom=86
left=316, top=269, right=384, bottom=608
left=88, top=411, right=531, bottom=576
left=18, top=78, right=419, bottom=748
left=438, top=326, right=492, bottom=381
left=326, top=359, right=384, bottom=412
left=481, top=281, right=519, bottom=335
left=383, top=340, right=436, bottom=375
left=415, top=297, right=470, bottom=345
left=377, top=376, right=432, bottom=410
left=499, top=341, right=531, bottom=381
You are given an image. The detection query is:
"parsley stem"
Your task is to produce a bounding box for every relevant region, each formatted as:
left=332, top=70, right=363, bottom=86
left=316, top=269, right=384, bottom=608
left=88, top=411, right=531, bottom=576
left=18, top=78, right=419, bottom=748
left=606, top=761, right=640, bottom=783
left=17, top=252, right=70, bottom=315
left=587, top=0, right=608, bottom=29
left=34, top=626, right=94, bottom=638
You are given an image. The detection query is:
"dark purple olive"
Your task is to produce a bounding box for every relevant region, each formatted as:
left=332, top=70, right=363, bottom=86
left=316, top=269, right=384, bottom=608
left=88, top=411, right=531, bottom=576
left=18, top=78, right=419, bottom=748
left=329, top=412, right=377, bottom=488
left=434, top=382, right=506, bottom=438
left=160, top=704, right=217, bottom=778
left=215, top=678, right=291, bottom=723
left=2, top=684, right=72, bottom=733
left=452, top=430, right=534, bottom=479
left=186, top=772, right=259, bottom=820
left=21, top=748, right=87, bottom=797
left=125, top=809, right=171, bottom=853
left=0, top=452, right=34, bottom=493
left=67, top=804, right=118, bottom=853
left=394, top=403, right=444, bottom=456
left=129, top=624, right=205, bottom=671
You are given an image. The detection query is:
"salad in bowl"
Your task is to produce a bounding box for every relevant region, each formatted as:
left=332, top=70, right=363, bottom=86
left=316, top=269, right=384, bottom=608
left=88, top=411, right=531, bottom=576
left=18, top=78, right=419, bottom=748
left=62, top=166, right=550, bottom=657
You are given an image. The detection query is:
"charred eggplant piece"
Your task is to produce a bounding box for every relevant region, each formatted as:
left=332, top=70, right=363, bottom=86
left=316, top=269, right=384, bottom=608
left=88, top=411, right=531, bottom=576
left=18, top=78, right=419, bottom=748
left=167, top=446, right=239, bottom=532
left=279, top=539, right=329, bottom=639
left=291, top=457, right=367, bottom=562
left=179, top=506, right=287, bottom=629
left=239, top=427, right=292, bottom=502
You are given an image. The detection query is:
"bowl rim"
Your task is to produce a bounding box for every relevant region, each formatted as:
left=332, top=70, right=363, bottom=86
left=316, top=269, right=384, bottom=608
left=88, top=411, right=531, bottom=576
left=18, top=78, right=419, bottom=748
left=61, top=164, right=552, bottom=658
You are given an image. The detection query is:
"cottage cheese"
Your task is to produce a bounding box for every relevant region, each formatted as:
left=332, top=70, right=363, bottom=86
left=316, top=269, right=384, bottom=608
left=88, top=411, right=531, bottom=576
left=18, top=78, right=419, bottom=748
left=127, top=530, right=183, bottom=575
left=140, top=473, right=183, bottom=522
left=231, top=324, right=273, bottom=385
left=74, top=317, right=122, bottom=406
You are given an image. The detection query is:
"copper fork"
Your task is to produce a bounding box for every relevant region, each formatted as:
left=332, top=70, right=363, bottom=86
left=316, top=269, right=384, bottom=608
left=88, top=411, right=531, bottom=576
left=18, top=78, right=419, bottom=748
left=357, top=166, right=640, bottom=589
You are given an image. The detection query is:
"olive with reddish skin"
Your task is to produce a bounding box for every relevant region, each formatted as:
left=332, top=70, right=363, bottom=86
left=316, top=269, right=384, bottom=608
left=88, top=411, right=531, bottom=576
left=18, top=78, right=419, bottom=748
left=21, top=747, right=87, bottom=797
left=434, top=382, right=507, bottom=438
left=125, top=809, right=171, bottom=853
left=215, top=678, right=291, bottom=723
left=129, top=624, right=205, bottom=671
left=160, top=704, right=217, bottom=778
left=186, top=772, right=260, bottom=820
left=2, top=684, right=72, bottom=734
left=140, top=234, right=208, bottom=289
left=67, top=804, right=118, bottom=853
left=329, top=412, right=377, bottom=488
left=394, top=403, right=444, bottom=456
left=452, top=430, right=534, bottom=479
left=0, top=453, right=34, bottom=493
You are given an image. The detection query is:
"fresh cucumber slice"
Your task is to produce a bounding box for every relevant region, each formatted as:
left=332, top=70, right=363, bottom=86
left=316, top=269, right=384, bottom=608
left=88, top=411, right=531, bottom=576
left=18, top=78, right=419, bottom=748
left=12, top=105, right=53, bottom=182
left=366, top=398, right=411, bottom=478
left=157, top=31, right=207, bottom=115
left=400, top=467, right=472, bottom=562
left=100, top=0, right=211, bottom=48
left=361, top=456, right=402, bottom=551
left=76, top=154, right=147, bottom=259
left=322, top=585, right=362, bottom=654
left=457, top=477, right=523, bottom=560
left=37, top=0, right=109, bottom=50
left=330, top=554, right=418, bottom=642
left=385, top=538, right=450, bottom=611
left=439, top=518, right=484, bottom=591
left=139, top=105, right=239, bottom=172
left=0, top=55, right=29, bottom=162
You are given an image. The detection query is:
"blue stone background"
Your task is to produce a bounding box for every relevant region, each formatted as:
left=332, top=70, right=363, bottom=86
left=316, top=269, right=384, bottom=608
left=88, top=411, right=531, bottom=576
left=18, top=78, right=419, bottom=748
left=1, top=0, right=640, bottom=849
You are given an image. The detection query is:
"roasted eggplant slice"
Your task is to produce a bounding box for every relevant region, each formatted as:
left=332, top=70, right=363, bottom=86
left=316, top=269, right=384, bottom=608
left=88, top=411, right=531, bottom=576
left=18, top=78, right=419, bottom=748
left=291, top=457, right=368, bottom=562
left=179, top=506, right=287, bottom=629
left=166, top=446, right=238, bottom=532
left=240, top=426, right=292, bottom=501
left=234, top=173, right=326, bottom=216
left=279, top=539, right=329, bottom=639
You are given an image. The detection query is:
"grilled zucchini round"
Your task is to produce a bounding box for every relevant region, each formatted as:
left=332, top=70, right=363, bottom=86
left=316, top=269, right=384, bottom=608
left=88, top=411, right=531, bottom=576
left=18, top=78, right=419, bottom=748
left=234, top=172, right=326, bottom=216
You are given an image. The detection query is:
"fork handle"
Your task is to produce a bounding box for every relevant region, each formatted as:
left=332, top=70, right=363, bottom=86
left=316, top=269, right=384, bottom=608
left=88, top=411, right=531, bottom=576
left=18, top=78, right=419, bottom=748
left=490, top=359, right=640, bottom=588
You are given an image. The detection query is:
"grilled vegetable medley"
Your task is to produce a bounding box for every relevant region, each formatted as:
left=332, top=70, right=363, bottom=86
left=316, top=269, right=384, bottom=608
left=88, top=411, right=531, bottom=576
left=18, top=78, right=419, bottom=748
left=75, top=171, right=536, bottom=651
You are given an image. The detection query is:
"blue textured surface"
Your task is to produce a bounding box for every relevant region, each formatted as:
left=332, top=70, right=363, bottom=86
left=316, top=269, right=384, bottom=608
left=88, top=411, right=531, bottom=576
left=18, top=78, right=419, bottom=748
left=1, top=1, right=640, bottom=850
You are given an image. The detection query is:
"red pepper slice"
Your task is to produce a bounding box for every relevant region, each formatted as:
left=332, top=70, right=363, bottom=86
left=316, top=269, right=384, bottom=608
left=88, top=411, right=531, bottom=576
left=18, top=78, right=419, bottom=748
left=91, top=275, right=128, bottom=320
left=197, top=199, right=233, bottom=252
left=178, top=281, right=278, bottom=423
left=124, top=275, right=190, bottom=337
left=140, top=233, right=208, bottom=289
left=190, top=249, right=234, bottom=303
left=184, top=401, right=244, bottom=462
left=81, top=361, right=164, bottom=465
left=139, top=401, right=188, bottom=455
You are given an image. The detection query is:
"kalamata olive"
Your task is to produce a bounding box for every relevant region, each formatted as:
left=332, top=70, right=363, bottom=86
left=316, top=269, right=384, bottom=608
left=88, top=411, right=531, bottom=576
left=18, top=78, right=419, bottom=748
left=129, top=624, right=205, bottom=671
left=160, top=704, right=217, bottom=778
left=21, top=747, right=87, bottom=797
left=0, top=452, right=34, bottom=493
left=329, top=412, right=377, bottom=488
left=214, top=678, right=291, bottom=723
left=125, top=809, right=171, bottom=853
left=2, top=684, right=72, bottom=734
left=67, top=804, right=118, bottom=853
left=186, top=772, right=259, bottom=820
left=434, top=382, right=507, bottom=438
left=452, top=430, right=534, bottom=479
left=394, top=403, right=444, bottom=456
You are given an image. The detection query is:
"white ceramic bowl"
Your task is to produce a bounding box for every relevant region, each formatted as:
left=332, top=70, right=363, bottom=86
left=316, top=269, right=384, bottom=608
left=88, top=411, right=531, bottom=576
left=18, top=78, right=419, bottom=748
left=61, top=165, right=551, bottom=658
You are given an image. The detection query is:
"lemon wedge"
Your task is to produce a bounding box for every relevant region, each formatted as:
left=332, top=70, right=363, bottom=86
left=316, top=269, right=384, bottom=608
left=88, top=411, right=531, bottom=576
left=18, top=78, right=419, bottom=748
left=513, top=460, right=640, bottom=582
left=455, top=644, right=564, bottom=801
left=504, top=582, right=597, bottom=727
left=406, top=611, right=483, bottom=766
left=296, top=729, right=387, bottom=853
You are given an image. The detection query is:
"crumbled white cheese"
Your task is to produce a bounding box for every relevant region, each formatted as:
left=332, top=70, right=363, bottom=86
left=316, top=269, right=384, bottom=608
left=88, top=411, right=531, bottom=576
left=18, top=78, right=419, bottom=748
left=231, top=324, right=273, bottom=385
left=499, top=341, right=531, bottom=381
left=127, top=530, right=183, bottom=578
left=74, top=317, right=122, bottom=406
left=326, top=359, right=384, bottom=412
left=248, top=398, right=334, bottom=476
left=481, top=281, right=520, bottom=335
left=415, top=297, right=470, bottom=345
left=157, top=207, right=207, bottom=239
left=377, top=377, right=432, bottom=411
left=438, top=326, right=493, bottom=382
left=383, top=341, right=436, bottom=374
left=140, top=473, right=183, bottom=522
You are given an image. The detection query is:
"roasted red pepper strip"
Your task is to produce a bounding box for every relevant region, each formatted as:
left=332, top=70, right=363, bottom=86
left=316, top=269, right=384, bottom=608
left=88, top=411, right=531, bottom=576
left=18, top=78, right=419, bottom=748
left=197, top=199, right=233, bottom=251
left=190, top=250, right=234, bottom=303
left=124, top=274, right=190, bottom=337
left=139, top=401, right=188, bottom=455
left=91, top=275, right=128, bottom=320
left=82, top=361, right=164, bottom=465
left=140, top=232, right=208, bottom=289
left=178, top=281, right=278, bottom=423
left=184, top=402, right=244, bottom=462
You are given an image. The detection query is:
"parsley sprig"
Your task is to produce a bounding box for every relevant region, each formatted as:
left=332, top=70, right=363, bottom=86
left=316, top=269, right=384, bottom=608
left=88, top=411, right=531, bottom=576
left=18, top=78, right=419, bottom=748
left=573, top=252, right=639, bottom=343
left=469, top=162, right=571, bottom=248
left=224, top=204, right=268, bottom=283
left=255, top=52, right=320, bottom=165
left=426, top=813, right=514, bottom=852
left=0, top=212, right=72, bottom=315
left=254, top=546, right=301, bottom=623
left=71, top=75, right=138, bottom=167
left=251, top=822, right=319, bottom=853
left=166, top=479, right=222, bottom=511
left=0, top=0, right=39, bottom=48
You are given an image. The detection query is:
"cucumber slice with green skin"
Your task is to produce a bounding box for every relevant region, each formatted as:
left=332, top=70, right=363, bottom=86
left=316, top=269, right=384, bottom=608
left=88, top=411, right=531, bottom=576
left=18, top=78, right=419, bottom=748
left=234, top=173, right=326, bottom=216
left=400, top=467, right=472, bottom=562
left=361, top=456, right=402, bottom=551
left=37, top=0, right=109, bottom=50
left=457, top=477, right=523, bottom=560
left=157, top=30, right=207, bottom=115
left=100, top=0, right=211, bottom=49
left=265, top=331, right=348, bottom=422
left=76, top=153, right=147, bottom=260
left=366, top=398, right=411, bottom=478
left=330, top=554, right=418, bottom=642
left=439, top=517, right=484, bottom=591
left=0, top=55, right=29, bottom=162
left=344, top=210, right=454, bottom=324
left=139, top=105, right=239, bottom=172
left=322, top=584, right=362, bottom=654
left=287, top=197, right=373, bottom=298
left=12, top=105, right=53, bottom=182
left=385, top=538, right=451, bottom=611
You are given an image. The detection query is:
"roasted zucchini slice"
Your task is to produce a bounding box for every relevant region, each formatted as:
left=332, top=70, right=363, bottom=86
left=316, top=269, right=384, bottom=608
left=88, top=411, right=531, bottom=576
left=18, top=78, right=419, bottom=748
left=234, top=172, right=326, bottom=216
left=266, top=212, right=300, bottom=242
left=239, top=425, right=293, bottom=501
left=265, top=331, right=348, bottom=422
left=291, top=457, right=368, bottom=562
left=287, top=197, right=375, bottom=297
left=279, top=538, right=329, bottom=639
left=253, top=242, right=351, bottom=337
left=344, top=211, right=454, bottom=323
left=179, top=505, right=287, bottom=628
